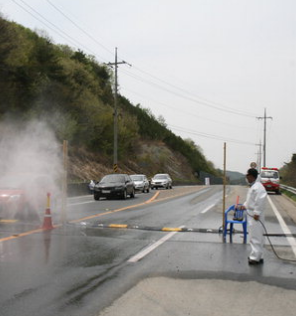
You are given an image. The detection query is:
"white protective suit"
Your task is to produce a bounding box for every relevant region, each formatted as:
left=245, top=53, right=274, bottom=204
left=244, top=180, right=267, bottom=261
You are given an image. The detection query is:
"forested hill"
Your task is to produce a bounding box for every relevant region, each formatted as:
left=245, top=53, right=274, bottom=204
left=0, top=15, right=220, bottom=182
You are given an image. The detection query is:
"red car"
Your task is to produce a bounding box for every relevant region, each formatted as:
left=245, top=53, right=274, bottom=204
left=0, top=174, right=57, bottom=222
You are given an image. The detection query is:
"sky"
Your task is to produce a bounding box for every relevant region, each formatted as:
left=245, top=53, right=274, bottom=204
left=1, top=0, right=295, bottom=174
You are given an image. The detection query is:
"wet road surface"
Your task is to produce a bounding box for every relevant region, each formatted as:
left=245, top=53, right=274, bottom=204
left=0, top=185, right=296, bottom=316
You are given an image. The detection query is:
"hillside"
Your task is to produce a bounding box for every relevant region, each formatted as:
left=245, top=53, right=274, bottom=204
left=68, top=141, right=199, bottom=183
left=0, top=15, right=221, bottom=183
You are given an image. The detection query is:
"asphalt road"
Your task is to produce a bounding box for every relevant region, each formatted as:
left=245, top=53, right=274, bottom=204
left=1, top=185, right=296, bottom=316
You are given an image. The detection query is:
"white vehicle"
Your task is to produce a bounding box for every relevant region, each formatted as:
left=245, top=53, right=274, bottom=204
left=150, top=173, right=172, bottom=190
left=130, top=174, right=150, bottom=193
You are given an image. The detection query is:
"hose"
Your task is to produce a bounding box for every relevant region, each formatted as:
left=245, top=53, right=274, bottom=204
left=247, top=211, right=296, bottom=263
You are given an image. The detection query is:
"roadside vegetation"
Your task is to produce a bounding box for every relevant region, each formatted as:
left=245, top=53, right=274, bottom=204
left=280, top=153, right=296, bottom=201
left=280, top=154, right=296, bottom=188
left=0, top=15, right=220, bottom=182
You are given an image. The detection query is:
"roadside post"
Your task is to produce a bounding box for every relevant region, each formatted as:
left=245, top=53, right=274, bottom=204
left=222, top=142, right=226, bottom=239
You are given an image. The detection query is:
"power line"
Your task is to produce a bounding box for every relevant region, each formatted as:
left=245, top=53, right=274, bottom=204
left=121, top=67, right=257, bottom=118
left=11, top=0, right=108, bottom=62
left=122, top=86, right=251, bottom=131
left=130, top=65, right=258, bottom=118
left=11, top=0, right=260, bottom=120
left=169, top=124, right=256, bottom=146
left=45, top=0, right=114, bottom=56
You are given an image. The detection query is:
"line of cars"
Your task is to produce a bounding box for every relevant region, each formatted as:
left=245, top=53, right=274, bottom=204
left=93, top=173, right=172, bottom=201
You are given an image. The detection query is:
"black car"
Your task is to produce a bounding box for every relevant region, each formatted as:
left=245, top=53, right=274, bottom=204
left=93, top=174, right=135, bottom=200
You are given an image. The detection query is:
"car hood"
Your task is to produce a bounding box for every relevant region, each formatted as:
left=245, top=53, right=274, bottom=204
left=96, top=182, right=125, bottom=187
left=0, top=189, right=24, bottom=202
left=0, top=189, right=24, bottom=196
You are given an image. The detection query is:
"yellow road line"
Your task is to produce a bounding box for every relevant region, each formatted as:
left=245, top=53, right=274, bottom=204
left=0, top=188, right=196, bottom=243
left=109, top=224, right=128, bottom=228
left=162, top=227, right=182, bottom=232
left=69, top=192, right=160, bottom=223
left=0, top=219, right=18, bottom=223
left=0, top=192, right=160, bottom=243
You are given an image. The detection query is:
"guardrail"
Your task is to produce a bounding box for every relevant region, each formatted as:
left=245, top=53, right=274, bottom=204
left=280, top=184, right=296, bottom=195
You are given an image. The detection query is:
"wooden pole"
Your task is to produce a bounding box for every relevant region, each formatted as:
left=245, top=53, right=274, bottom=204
left=222, top=142, right=226, bottom=234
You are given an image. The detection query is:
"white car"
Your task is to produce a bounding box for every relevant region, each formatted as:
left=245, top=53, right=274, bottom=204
left=150, top=174, right=172, bottom=190
left=130, top=174, right=150, bottom=193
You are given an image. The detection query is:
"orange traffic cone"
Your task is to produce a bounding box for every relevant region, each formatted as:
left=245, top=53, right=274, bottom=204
left=42, top=193, right=54, bottom=230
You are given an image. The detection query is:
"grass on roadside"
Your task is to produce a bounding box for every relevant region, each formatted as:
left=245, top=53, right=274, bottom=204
left=281, top=189, right=296, bottom=203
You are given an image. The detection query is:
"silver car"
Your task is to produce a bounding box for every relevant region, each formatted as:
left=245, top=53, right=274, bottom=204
left=130, top=174, right=150, bottom=193
left=150, top=173, right=172, bottom=190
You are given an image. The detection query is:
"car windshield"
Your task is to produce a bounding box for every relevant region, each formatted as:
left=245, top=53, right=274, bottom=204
left=100, top=175, right=125, bottom=183
left=131, top=175, right=144, bottom=181
left=261, top=171, right=278, bottom=179
left=154, top=175, right=167, bottom=179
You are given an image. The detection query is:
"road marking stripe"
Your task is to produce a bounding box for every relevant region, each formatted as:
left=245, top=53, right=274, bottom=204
left=0, top=188, right=202, bottom=243
left=128, top=226, right=184, bottom=263
left=109, top=224, right=128, bottom=228
left=162, top=227, right=182, bottom=232
left=69, top=192, right=162, bottom=223
left=69, top=201, right=94, bottom=206
left=201, top=203, right=215, bottom=214
left=0, top=219, right=18, bottom=223
left=0, top=225, right=61, bottom=242
left=0, top=193, right=161, bottom=242
left=267, top=195, right=296, bottom=258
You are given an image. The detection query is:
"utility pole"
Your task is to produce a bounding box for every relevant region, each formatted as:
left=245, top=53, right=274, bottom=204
left=255, top=141, right=262, bottom=172
left=107, top=48, right=131, bottom=172
left=257, top=108, right=272, bottom=167
left=222, top=142, right=226, bottom=237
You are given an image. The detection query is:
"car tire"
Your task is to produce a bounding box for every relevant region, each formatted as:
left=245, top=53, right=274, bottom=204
left=130, top=189, right=135, bottom=198
left=122, top=189, right=127, bottom=200
left=94, top=193, right=100, bottom=201
left=146, top=187, right=150, bottom=193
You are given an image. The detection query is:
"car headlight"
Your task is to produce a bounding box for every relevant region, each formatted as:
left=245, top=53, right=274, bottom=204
left=9, top=195, right=22, bottom=201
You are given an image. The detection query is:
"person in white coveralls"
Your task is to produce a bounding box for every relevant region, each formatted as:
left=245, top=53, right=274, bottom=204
left=239, top=168, right=267, bottom=265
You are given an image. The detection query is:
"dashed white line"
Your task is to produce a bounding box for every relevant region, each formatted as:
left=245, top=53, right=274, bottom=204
left=68, top=201, right=94, bottom=206
left=128, top=226, right=184, bottom=263
left=201, top=203, right=215, bottom=214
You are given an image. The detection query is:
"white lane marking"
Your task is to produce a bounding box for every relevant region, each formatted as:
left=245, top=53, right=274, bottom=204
left=68, top=201, right=94, bottom=206
left=128, top=226, right=184, bottom=263
left=69, top=195, right=91, bottom=200
left=267, top=195, right=296, bottom=258
left=201, top=203, right=215, bottom=214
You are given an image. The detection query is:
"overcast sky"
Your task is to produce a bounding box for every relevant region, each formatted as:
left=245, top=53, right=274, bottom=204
left=1, top=0, right=295, bottom=173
